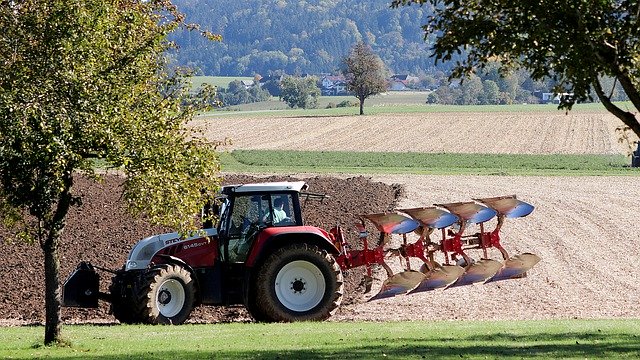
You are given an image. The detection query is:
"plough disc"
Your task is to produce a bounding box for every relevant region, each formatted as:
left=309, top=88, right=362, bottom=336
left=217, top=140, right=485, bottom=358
left=409, top=264, right=465, bottom=294
left=474, top=196, right=534, bottom=219
left=436, top=201, right=497, bottom=224
left=361, top=213, right=420, bottom=235
left=447, top=259, right=503, bottom=288
left=368, top=270, right=425, bottom=301
left=485, top=253, right=541, bottom=283
left=399, top=207, right=459, bottom=229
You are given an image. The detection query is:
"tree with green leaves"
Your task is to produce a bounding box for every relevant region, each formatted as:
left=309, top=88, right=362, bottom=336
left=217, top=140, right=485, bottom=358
left=280, top=76, right=320, bottom=109
left=0, top=0, right=221, bottom=345
left=343, top=42, right=388, bottom=115
left=392, top=0, right=640, bottom=140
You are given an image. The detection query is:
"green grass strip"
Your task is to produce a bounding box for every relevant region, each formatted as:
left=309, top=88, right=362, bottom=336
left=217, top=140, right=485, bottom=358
left=2, top=320, right=639, bottom=359
left=220, top=150, right=639, bottom=176
left=201, top=98, right=630, bottom=118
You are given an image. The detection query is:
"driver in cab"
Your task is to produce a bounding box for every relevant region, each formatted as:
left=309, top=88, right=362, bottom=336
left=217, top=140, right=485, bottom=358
left=271, top=197, right=289, bottom=224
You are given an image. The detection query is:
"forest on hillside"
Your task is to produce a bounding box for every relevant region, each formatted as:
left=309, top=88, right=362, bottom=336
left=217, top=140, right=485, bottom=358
left=170, top=0, right=452, bottom=76
left=171, top=0, right=628, bottom=106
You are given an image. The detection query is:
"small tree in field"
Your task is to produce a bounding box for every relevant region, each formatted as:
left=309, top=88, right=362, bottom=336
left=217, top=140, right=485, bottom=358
left=0, top=0, right=221, bottom=345
left=280, top=75, right=320, bottom=109
left=343, top=42, right=388, bottom=115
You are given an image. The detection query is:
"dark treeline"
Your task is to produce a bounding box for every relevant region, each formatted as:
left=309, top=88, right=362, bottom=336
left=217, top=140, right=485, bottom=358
left=170, top=0, right=450, bottom=77
left=172, top=0, right=628, bottom=106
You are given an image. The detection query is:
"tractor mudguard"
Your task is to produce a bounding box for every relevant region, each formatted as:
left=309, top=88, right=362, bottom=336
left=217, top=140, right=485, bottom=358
left=62, top=262, right=100, bottom=308
left=245, top=226, right=339, bottom=267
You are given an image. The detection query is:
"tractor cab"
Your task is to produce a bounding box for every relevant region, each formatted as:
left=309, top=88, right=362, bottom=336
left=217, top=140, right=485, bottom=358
left=215, top=182, right=306, bottom=262
left=201, top=181, right=338, bottom=308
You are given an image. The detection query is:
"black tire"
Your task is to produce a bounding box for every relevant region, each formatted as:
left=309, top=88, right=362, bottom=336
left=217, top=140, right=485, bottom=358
left=245, top=294, right=271, bottom=322
left=138, top=264, right=196, bottom=325
left=253, top=243, right=343, bottom=322
left=109, top=273, right=145, bottom=324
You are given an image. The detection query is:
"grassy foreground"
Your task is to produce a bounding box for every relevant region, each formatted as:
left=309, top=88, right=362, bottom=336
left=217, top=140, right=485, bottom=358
left=221, top=150, right=639, bottom=176
left=2, top=320, right=639, bottom=359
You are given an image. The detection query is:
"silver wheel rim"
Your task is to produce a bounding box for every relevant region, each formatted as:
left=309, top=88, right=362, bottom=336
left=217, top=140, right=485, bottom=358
left=275, top=260, right=326, bottom=312
left=156, top=279, right=185, bottom=318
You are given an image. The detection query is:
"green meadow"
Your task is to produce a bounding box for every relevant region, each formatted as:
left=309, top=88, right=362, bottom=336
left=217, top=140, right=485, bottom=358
left=220, top=150, right=638, bottom=176
left=2, top=320, right=639, bottom=359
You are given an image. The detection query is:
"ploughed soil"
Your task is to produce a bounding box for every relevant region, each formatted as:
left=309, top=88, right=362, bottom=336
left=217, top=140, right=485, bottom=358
left=0, top=173, right=401, bottom=325
left=4, top=173, right=640, bottom=325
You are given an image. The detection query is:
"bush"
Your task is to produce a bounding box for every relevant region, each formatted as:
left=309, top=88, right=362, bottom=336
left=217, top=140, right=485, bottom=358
left=337, top=100, right=357, bottom=107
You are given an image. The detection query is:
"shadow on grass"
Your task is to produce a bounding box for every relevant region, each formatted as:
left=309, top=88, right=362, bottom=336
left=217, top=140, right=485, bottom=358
left=11, top=332, right=640, bottom=360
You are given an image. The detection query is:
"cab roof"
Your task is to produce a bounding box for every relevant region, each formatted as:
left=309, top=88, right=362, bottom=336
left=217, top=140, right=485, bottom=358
left=222, top=181, right=308, bottom=194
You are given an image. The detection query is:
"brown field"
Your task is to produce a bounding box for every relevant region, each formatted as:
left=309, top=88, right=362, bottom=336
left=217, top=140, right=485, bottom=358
left=334, top=174, right=640, bottom=321
left=2, top=110, right=639, bottom=325
left=193, top=110, right=634, bottom=154
left=194, top=110, right=640, bottom=321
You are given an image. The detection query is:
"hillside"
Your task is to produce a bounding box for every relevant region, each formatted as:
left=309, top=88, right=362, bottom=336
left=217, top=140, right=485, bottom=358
left=170, top=0, right=447, bottom=76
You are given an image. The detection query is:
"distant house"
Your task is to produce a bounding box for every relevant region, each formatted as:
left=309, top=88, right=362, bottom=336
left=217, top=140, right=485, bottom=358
left=321, top=75, right=345, bottom=88
left=388, top=79, right=409, bottom=91
left=537, top=91, right=573, bottom=104
left=240, top=80, right=255, bottom=89
left=388, top=74, right=419, bottom=91
left=320, top=75, right=348, bottom=95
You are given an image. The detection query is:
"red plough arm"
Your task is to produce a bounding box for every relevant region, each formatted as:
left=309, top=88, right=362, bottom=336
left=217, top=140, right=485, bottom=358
left=329, top=196, right=540, bottom=300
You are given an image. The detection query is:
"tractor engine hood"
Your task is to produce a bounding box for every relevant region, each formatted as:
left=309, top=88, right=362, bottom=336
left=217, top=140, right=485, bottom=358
left=125, top=228, right=218, bottom=271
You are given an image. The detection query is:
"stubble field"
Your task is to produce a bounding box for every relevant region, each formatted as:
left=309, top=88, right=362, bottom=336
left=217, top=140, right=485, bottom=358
left=3, top=108, right=639, bottom=325
left=196, top=109, right=640, bottom=322
left=193, top=110, right=632, bottom=154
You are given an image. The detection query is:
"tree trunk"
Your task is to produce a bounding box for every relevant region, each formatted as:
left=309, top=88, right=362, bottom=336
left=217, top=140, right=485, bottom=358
left=42, top=171, right=74, bottom=345
left=43, top=238, right=61, bottom=345
left=359, top=96, right=365, bottom=115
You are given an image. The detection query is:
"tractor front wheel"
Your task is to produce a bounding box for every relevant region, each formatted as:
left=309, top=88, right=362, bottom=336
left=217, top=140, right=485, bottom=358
left=139, top=264, right=196, bottom=325
left=252, top=243, right=343, bottom=322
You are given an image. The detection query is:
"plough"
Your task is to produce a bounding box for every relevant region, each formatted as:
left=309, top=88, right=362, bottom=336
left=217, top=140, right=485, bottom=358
left=332, top=195, right=540, bottom=301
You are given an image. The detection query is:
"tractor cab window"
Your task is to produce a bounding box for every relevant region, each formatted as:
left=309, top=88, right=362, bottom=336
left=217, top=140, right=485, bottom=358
left=226, top=194, right=269, bottom=262
left=267, top=194, right=297, bottom=227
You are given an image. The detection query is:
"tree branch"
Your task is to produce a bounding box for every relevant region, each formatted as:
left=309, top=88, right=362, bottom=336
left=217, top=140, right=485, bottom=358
left=613, top=71, right=640, bottom=113
left=42, top=171, right=73, bottom=251
left=593, top=78, right=640, bottom=136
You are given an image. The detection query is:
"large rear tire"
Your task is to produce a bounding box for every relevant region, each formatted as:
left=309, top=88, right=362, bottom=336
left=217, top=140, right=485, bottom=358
left=252, top=243, right=343, bottom=322
left=138, top=264, right=196, bottom=325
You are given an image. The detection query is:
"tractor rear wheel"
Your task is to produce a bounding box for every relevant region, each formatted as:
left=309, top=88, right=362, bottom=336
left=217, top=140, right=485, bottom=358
left=252, top=243, right=343, bottom=322
left=138, top=264, right=196, bottom=325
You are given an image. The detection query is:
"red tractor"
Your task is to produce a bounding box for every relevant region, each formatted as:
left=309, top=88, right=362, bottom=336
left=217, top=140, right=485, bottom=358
left=63, top=181, right=539, bottom=324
